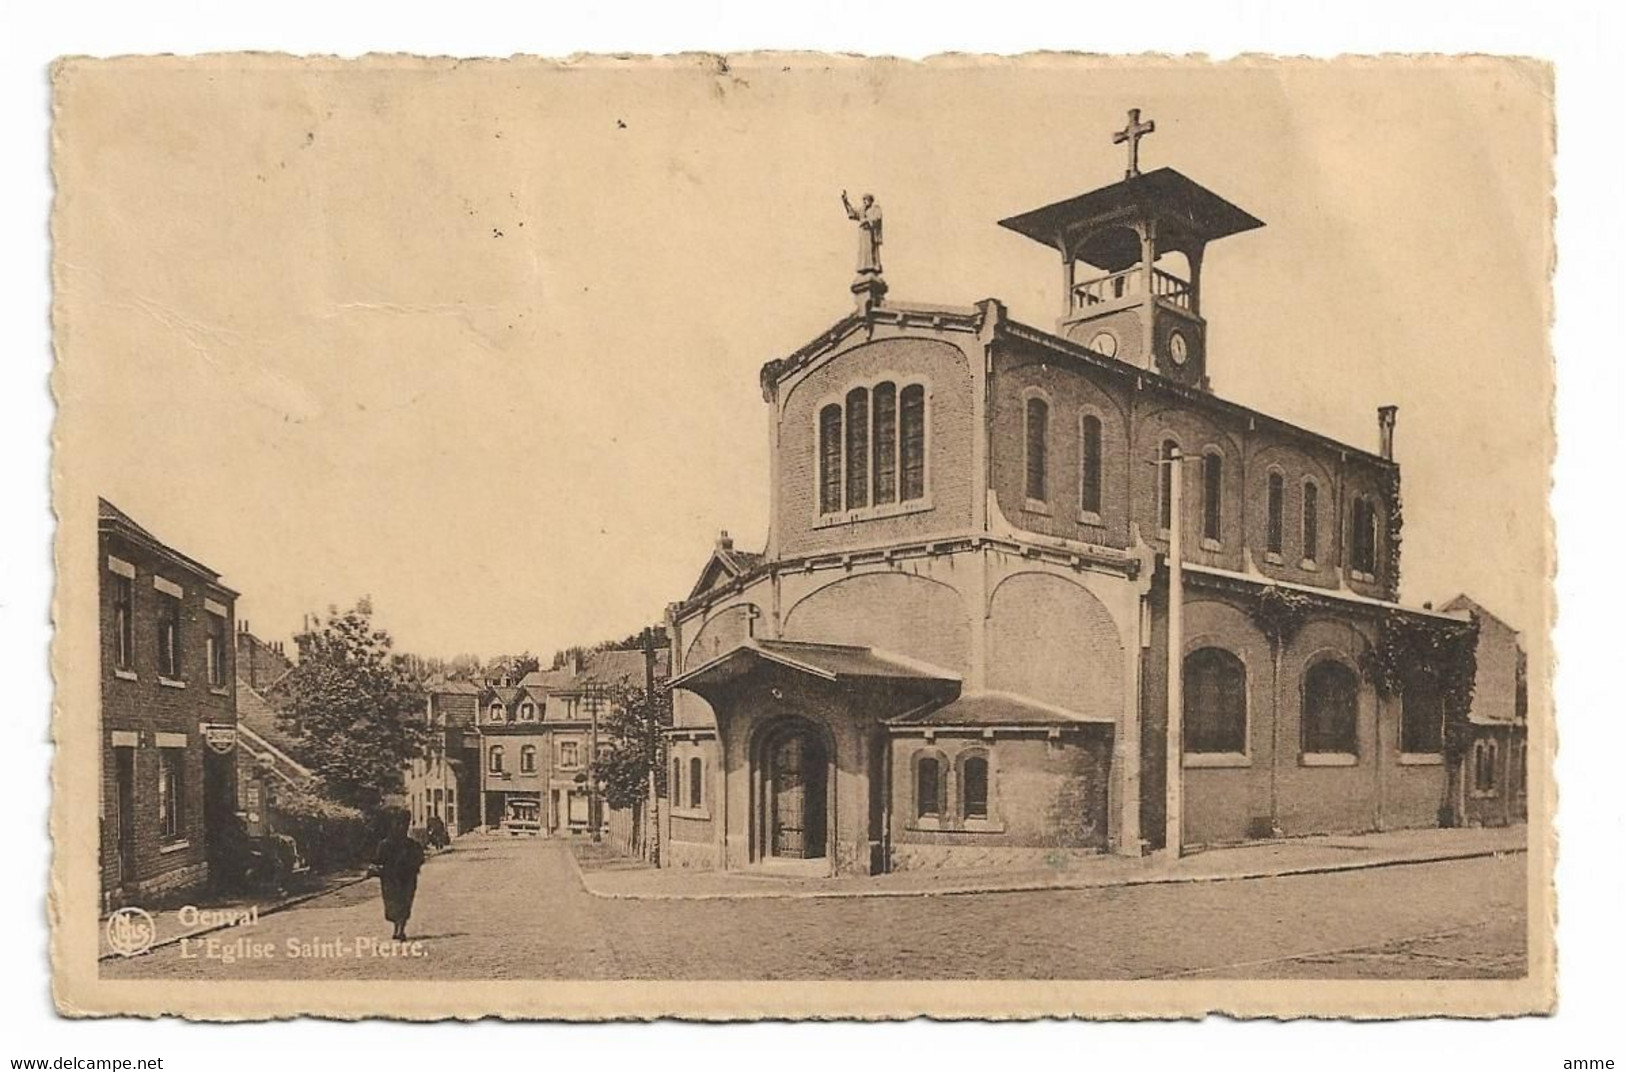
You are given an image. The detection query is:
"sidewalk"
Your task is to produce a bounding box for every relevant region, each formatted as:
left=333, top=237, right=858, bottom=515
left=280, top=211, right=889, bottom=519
left=572, top=825, right=1526, bottom=901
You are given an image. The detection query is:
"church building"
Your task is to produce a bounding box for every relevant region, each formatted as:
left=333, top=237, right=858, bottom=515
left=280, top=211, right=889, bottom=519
left=662, top=114, right=1476, bottom=875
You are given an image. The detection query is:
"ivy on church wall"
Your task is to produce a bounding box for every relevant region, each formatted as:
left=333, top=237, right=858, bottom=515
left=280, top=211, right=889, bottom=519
left=1248, top=584, right=1314, bottom=645
left=1358, top=608, right=1480, bottom=755
left=1382, top=467, right=1403, bottom=601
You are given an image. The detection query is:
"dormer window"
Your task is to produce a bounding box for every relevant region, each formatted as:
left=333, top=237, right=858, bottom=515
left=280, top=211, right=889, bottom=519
left=518, top=701, right=537, bottom=722
left=488, top=702, right=506, bottom=723
left=817, top=381, right=929, bottom=517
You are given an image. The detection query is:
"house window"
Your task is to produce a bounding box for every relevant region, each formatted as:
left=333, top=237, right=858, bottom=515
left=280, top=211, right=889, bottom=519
left=1266, top=471, right=1285, bottom=556
left=112, top=573, right=134, bottom=670
left=488, top=746, right=505, bottom=773
left=961, top=753, right=989, bottom=820
left=818, top=404, right=843, bottom=514
left=1158, top=439, right=1179, bottom=531
left=520, top=745, right=536, bottom=773
left=157, top=591, right=182, bottom=679
left=488, top=702, right=506, bottom=723
left=206, top=612, right=227, bottom=687
left=1401, top=673, right=1444, bottom=754
left=1184, top=648, right=1247, bottom=754
left=1351, top=496, right=1379, bottom=576
left=158, top=747, right=184, bottom=841
left=1024, top=396, right=1049, bottom=503
left=1080, top=414, right=1103, bottom=516
left=900, top=384, right=926, bottom=502
left=1202, top=451, right=1223, bottom=543
left=518, top=702, right=537, bottom=722
left=671, top=756, right=682, bottom=803
left=1302, top=660, right=1359, bottom=756
left=1511, top=739, right=1526, bottom=797
left=558, top=740, right=580, bottom=769
left=689, top=756, right=703, bottom=809
left=916, top=754, right=942, bottom=818
left=872, top=381, right=897, bottom=505
left=845, top=387, right=869, bottom=510
left=1473, top=739, right=1499, bottom=795
left=1302, top=479, right=1320, bottom=564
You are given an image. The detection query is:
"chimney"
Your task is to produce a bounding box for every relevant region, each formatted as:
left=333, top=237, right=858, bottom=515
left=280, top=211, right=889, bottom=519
left=1377, top=406, right=1398, bottom=460
left=717, top=530, right=733, bottom=552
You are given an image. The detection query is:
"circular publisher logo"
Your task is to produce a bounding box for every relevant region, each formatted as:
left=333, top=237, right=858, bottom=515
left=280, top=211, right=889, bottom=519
left=106, top=906, right=156, bottom=957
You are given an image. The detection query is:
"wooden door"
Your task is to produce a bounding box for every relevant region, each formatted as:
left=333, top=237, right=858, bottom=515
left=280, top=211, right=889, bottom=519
left=770, top=730, right=827, bottom=859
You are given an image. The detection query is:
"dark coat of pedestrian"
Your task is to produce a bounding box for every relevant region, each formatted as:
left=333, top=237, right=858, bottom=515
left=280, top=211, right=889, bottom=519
left=372, top=815, right=426, bottom=941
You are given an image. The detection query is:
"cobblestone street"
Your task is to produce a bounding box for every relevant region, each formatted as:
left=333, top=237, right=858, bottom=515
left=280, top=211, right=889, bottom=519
left=100, top=837, right=1527, bottom=981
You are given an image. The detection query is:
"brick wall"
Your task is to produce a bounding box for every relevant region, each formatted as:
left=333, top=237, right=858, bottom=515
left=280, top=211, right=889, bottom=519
left=781, top=570, right=972, bottom=675
left=985, top=570, right=1124, bottom=720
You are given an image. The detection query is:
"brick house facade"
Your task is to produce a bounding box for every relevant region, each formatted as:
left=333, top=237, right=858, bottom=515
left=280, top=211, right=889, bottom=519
left=99, top=499, right=239, bottom=908
left=663, top=156, right=1471, bottom=876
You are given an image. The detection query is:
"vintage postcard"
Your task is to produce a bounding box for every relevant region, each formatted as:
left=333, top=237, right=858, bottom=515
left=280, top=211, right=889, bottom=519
left=50, top=53, right=1554, bottom=1019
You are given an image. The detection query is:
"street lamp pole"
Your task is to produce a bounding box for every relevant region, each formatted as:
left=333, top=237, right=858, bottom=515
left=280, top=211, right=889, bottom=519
left=587, top=683, right=603, bottom=843
left=1165, top=448, right=1185, bottom=861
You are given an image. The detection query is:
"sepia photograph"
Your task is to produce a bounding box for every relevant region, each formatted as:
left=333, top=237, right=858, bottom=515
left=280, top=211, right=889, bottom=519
left=46, top=52, right=1554, bottom=1020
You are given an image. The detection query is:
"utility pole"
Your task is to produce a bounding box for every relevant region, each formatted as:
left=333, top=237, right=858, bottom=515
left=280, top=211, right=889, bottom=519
left=586, top=682, right=603, bottom=843
left=1164, top=448, right=1185, bottom=860
left=643, top=626, right=660, bottom=867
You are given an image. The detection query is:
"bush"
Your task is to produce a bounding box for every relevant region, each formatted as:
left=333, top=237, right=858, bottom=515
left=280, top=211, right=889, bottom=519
left=275, top=786, right=373, bottom=872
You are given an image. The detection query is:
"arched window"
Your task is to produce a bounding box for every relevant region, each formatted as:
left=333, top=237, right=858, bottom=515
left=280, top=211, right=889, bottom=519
left=1158, top=439, right=1179, bottom=531
left=1266, top=471, right=1285, bottom=556
left=1302, top=479, right=1320, bottom=564
left=1184, top=648, right=1247, bottom=754
left=488, top=702, right=506, bottom=723
left=1025, top=396, right=1049, bottom=503
left=900, top=384, right=926, bottom=502
left=1351, top=496, right=1379, bottom=576
left=1401, top=673, right=1443, bottom=754
left=1302, top=660, right=1359, bottom=755
left=488, top=745, right=505, bottom=773
left=818, top=403, right=843, bottom=514
left=916, top=754, right=943, bottom=818
left=671, top=756, right=682, bottom=804
left=520, top=745, right=537, bottom=773
left=1080, top=414, right=1103, bottom=516
left=845, top=387, right=869, bottom=510
left=872, top=381, right=897, bottom=505
left=689, top=756, right=703, bottom=809
left=961, top=752, right=989, bottom=820
left=1202, top=451, right=1223, bottom=543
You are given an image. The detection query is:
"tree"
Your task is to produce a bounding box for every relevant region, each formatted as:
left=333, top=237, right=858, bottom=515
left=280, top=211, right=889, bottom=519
left=279, top=601, right=427, bottom=813
left=485, top=651, right=541, bottom=683
left=598, top=669, right=672, bottom=859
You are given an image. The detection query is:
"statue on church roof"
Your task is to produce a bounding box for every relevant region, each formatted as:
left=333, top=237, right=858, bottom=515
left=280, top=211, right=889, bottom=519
left=841, top=190, right=883, bottom=276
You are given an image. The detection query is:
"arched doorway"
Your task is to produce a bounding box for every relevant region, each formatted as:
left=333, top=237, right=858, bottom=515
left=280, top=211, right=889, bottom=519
left=761, top=721, right=829, bottom=861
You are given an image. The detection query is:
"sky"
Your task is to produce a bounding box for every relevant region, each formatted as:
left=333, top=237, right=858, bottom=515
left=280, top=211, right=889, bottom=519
left=54, top=55, right=1552, bottom=662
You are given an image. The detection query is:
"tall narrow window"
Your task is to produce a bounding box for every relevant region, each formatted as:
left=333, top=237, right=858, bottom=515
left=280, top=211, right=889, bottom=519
left=520, top=745, right=537, bottom=773
left=158, top=748, right=184, bottom=841
left=899, top=384, right=926, bottom=502
left=1080, top=414, right=1103, bottom=516
left=113, top=574, right=133, bottom=670
left=1474, top=739, right=1498, bottom=794
left=1266, top=471, right=1285, bottom=555
left=489, top=746, right=505, bottom=773
left=1351, top=496, right=1378, bottom=575
left=962, top=754, right=989, bottom=820
left=689, top=756, right=703, bottom=809
left=845, top=387, right=869, bottom=510
left=1202, top=452, right=1223, bottom=542
left=916, top=755, right=941, bottom=818
left=206, top=612, right=227, bottom=687
left=871, top=381, right=897, bottom=505
left=1184, top=648, right=1247, bottom=754
left=1158, top=439, right=1178, bottom=531
left=1024, top=396, right=1049, bottom=503
left=1303, top=660, right=1359, bottom=755
left=157, top=591, right=182, bottom=679
left=671, top=757, right=682, bottom=804
left=1401, top=673, right=1443, bottom=754
left=818, top=404, right=843, bottom=515
left=1302, top=480, right=1320, bottom=563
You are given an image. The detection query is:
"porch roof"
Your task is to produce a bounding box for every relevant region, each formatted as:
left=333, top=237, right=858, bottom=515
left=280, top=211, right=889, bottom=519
left=888, top=690, right=1115, bottom=729
left=669, top=639, right=961, bottom=696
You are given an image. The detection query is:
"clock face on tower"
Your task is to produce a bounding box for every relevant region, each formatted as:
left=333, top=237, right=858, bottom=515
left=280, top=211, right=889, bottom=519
left=1168, top=330, right=1189, bottom=366
left=1088, top=331, right=1118, bottom=358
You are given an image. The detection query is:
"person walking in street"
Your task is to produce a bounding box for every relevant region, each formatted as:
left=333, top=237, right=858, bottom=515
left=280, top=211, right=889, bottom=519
left=371, top=812, right=425, bottom=941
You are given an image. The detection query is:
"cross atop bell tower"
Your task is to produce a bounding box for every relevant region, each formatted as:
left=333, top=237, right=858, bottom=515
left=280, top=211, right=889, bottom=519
left=997, top=111, right=1264, bottom=391
left=1113, top=108, right=1156, bottom=179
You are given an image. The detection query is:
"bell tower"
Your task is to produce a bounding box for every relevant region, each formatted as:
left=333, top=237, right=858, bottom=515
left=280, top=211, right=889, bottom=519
left=997, top=109, right=1264, bottom=390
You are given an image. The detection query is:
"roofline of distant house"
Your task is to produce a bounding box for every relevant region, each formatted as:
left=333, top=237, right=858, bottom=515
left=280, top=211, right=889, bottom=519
left=99, top=514, right=239, bottom=596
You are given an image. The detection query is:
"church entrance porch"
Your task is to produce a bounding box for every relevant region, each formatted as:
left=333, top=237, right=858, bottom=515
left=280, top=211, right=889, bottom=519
left=758, top=718, right=830, bottom=865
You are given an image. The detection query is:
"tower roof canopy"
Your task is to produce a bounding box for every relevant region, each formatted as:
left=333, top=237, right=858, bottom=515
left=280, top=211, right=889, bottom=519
left=998, top=167, right=1264, bottom=267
